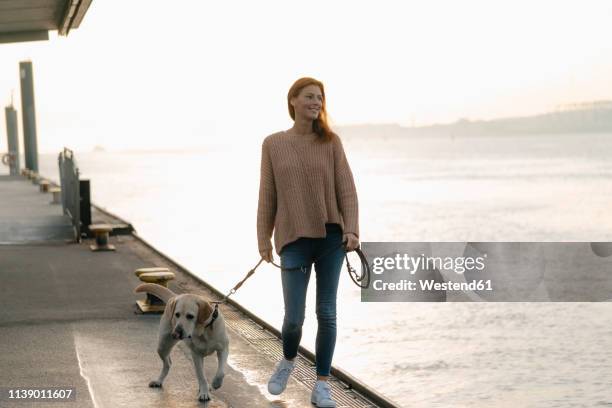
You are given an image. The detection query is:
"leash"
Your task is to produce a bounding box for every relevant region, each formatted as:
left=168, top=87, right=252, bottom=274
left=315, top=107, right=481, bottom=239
left=270, top=242, right=371, bottom=292
left=210, top=243, right=371, bottom=313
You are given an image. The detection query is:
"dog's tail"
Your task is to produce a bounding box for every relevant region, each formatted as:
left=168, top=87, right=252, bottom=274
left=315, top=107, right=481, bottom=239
left=134, top=283, right=176, bottom=303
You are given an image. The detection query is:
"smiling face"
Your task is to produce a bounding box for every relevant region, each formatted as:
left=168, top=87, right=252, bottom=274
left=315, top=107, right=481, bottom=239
left=290, top=84, right=323, bottom=122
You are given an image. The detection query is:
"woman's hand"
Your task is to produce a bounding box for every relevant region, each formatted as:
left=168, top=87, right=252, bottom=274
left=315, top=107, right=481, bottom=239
left=343, top=232, right=360, bottom=252
left=260, top=248, right=273, bottom=263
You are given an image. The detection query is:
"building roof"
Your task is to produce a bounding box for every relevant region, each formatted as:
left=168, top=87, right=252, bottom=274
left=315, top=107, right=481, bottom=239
left=0, top=0, right=93, bottom=44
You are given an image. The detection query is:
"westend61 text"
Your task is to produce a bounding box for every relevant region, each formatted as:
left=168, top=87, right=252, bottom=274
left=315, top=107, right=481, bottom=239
left=372, top=279, right=493, bottom=291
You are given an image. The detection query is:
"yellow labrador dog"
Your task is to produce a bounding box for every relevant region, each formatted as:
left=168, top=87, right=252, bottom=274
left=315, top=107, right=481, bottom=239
left=134, top=283, right=229, bottom=403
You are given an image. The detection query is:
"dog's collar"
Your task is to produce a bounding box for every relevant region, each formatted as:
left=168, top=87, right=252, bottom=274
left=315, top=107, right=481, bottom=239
left=204, top=304, right=219, bottom=329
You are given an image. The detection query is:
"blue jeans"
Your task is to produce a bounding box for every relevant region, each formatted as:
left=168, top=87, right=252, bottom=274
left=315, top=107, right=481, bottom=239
left=279, top=223, right=345, bottom=377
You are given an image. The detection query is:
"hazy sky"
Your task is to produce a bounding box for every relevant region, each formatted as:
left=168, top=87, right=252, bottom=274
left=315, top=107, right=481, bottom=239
left=1, top=0, right=611, bottom=152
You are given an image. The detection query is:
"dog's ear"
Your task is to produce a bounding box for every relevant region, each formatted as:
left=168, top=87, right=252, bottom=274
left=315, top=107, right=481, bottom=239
left=196, top=300, right=213, bottom=326
left=166, top=297, right=177, bottom=321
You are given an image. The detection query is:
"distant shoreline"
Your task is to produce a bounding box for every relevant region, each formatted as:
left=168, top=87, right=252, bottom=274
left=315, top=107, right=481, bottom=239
left=337, top=101, right=612, bottom=137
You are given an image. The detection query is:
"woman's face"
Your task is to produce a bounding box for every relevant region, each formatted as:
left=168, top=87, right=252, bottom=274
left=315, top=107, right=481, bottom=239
left=291, top=84, right=323, bottom=121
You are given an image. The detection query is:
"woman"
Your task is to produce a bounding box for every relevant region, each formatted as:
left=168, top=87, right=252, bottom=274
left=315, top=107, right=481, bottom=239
left=257, top=77, right=360, bottom=407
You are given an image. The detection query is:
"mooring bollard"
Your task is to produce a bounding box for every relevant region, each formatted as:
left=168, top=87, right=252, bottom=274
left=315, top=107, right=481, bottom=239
left=135, top=267, right=172, bottom=277
left=31, top=173, right=40, bottom=185
left=49, top=187, right=61, bottom=204
left=88, top=224, right=115, bottom=251
left=135, top=268, right=176, bottom=313
left=39, top=180, right=50, bottom=193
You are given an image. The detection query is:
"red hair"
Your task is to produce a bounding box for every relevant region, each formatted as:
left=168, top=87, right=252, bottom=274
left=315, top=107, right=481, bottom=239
left=287, top=77, right=337, bottom=143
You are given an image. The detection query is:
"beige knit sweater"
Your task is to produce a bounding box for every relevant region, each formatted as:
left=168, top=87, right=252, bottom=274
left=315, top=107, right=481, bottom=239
left=257, top=130, right=359, bottom=255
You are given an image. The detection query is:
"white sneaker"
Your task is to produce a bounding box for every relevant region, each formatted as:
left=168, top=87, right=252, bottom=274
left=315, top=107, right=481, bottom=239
left=267, top=358, right=295, bottom=395
left=311, top=380, right=337, bottom=407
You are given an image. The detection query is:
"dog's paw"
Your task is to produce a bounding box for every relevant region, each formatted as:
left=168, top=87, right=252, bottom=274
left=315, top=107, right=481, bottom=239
left=197, top=392, right=211, bottom=402
left=212, top=374, right=224, bottom=389
left=149, top=380, right=163, bottom=388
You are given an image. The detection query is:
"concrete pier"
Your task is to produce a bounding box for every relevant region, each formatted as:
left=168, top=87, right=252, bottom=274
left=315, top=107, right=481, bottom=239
left=0, top=173, right=394, bottom=408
